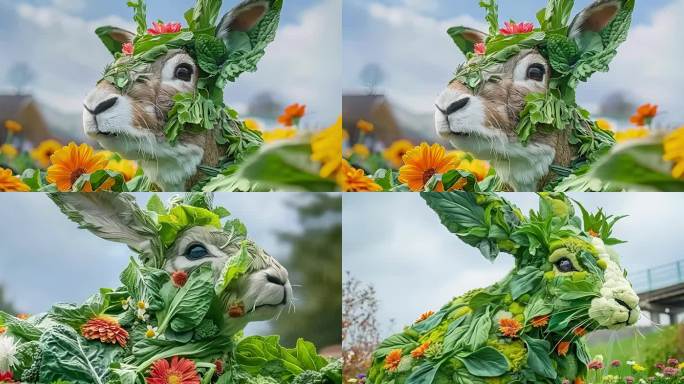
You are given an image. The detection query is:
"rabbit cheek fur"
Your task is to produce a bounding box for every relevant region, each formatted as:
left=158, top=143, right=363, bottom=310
left=435, top=50, right=575, bottom=191
left=162, top=226, right=293, bottom=325
left=83, top=50, right=221, bottom=191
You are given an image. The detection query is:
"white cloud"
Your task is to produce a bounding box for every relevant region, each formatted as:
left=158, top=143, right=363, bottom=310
left=51, top=0, right=87, bottom=13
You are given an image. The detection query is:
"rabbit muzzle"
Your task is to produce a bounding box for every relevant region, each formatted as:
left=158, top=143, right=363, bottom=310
left=234, top=264, right=292, bottom=322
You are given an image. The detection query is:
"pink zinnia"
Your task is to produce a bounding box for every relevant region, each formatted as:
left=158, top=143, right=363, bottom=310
left=662, top=367, right=679, bottom=377
left=499, top=21, right=534, bottom=35
left=474, top=42, right=486, bottom=55
left=122, top=43, right=134, bottom=56
left=147, top=21, right=182, bottom=35
left=667, top=358, right=679, bottom=367
left=624, top=376, right=634, bottom=384
left=611, top=360, right=621, bottom=367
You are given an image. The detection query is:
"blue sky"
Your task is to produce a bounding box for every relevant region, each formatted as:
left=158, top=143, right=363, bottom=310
left=343, top=0, right=684, bottom=125
left=0, top=192, right=337, bottom=335
left=343, top=193, right=684, bottom=338
left=0, top=0, right=341, bottom=126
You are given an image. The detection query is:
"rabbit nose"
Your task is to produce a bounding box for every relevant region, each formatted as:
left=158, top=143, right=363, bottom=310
left=266, top=273, right=287, bottom=286
left=85, top=97, right=118, bottom=116
left=437, top=97, right=470, bottom=116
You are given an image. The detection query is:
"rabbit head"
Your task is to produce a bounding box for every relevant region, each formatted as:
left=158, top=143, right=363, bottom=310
left=49, top=192, right=292, bottom=333
left=83, top=0, right=281, bottom=191
left=436, top=0, right=633, bottom=191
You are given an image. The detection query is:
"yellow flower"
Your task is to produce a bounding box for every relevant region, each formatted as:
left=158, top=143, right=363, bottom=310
left=458, top=159, right=490, bottom=181
left=311, top=117, right=343, bottom=178
left=106, top=158, right=138, bottom=181
left=31, top=139, right=62, bottom=168
left=0, top=144, right=18, bottom=158
left=243, top=118, right=261, bottom=132
left=398, top=143, right=460, bottom=191
left=0, top=167, right=30, bottom=192
left=351, top=143, right=370, bottom=159
left=336, top=160, right=382, bottom=192
left=595, top=119, right=614, bottom=132
left=632, top=363, right=646, bottom=372
left=4, top=120, right=22, bottom=133
left=383, top=139, right=413, bottom=168
left=46, top=142, right=109, bottom=192
left=262, top=127, right=297, bottom=143
left=356, top=119, right=374, bottom=133
left=614, top=127, right=649, bottom=143
left=663, top=126, right=684, bottom=179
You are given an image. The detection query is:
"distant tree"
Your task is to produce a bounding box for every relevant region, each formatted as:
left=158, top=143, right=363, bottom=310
left=342, top=273, right=380, bottom=381
left=598, top=91, right=636, bottom=119
left=359, top=63, right=386, bottom=95
left=6, top=62, right=36, bottom=94
left=247, top=92, right=283, bottom=120
left=271, top=193, right=342, bottom=348
left=0, top=284, right=17, bottom=314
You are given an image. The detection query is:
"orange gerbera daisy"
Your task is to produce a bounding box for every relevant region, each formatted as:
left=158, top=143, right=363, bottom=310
left=46, top=143, right=108, bottom=191
left=31, top=139, right=62, bottom=168
left=531, top=315, right=549, bottom=328
left=499, top=317, right=522, bottom=338
left=411, top=342, right=431, bottom=359
left=398, top=143, right=460, bottom=191
left=81, top=316, right=129, bottom=348
left=416, top=310, right=434, bottom=323
left=356, top=119, right=374, bottom=134
left=557, top=341, right=571, bottom=356
left=146, top=356, right=201, bottom=384
left=277, top=103, right=306, bottom=126
left=336, top=160, right=382, bottom=192
left=629, top=103, right=658, bottom=126
left=572, top=327, right=587, bottom=337
left=384, top=349, right=402, bottom=372
left=383, top=139, right=413, bottom=168
left=0, top=168, right=30, bottom=192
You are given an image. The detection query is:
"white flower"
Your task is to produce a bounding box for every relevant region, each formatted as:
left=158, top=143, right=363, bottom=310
left=626, top=360, right=635, bottom=366
left=136, top=300, right=149, bottom=320
left=145, top=325, right=158, bottom=338
left=655, top=372, right=664, bottom=378
left=0, top=335, right=19, bottom=371
left=121, top=297, right=132, bottom=310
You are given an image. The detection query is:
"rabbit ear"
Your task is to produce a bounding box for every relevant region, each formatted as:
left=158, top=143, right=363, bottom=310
left=95, top=26, right=135, bottom=56
left=216, top=0, right=271, bottom=34
left=421, top=192, right=523, bottom=262
left=447, top=26, right=488, bottom=56
left=49, top=193, right=163, bottom=266
left=568, top=0, right=622, bottom=39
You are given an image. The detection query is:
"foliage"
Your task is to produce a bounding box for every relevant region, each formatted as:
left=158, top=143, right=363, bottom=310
left=343, top=273, right=381, bottom=383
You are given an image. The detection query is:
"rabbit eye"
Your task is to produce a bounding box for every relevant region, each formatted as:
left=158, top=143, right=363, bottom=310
left=174, top=63, right=193, bottom=82
left=526, top=64, right=545, bottom=81
left=555, top=258, right=576, bottom=273
left=186, top=244, right=208, bottom=260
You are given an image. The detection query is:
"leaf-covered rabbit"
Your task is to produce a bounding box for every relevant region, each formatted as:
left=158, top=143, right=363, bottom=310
left=0, top=193, right=341, bottom=384
left=367, top=193, right=640, bottom=384
left=83, top=0, right=282, bottom=191
left=435, top=0, right=634, bottom=191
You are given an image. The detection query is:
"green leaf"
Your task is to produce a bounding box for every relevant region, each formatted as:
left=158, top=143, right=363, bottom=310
left=510, top=267, right=544, bottom=300
left=522, top=336, right=557, bottom=379
left=420, top=192, right=489, bottom=250
left=185, top=0, right=222, bottom=31
left=215, top=241, right=253, bottom=294
left=20, top=168, right=43, bottom=191
left=196, top=34, right=228, bottom=75
left=542, top=0, right=574, bottom=30
left=458, top=309, right=491, bottom=351
left=164, top=265, right=215, bottom=333
left=95, top=26, right=126, bottom=56
left=146, top=194, right=167, bottom=215
left=458, top=346, right=509, bottom=377
left=49, top=292, right=109, bottom=329
left=158, top=204, right=222, bottom=247
left=373, top=333, right=419, bottom=358
left=479, top=0, right=499, bottom=36
left=0, top=311, right=42, bottom=341
left=406, top=360, right=444, bottom=384
left=126, top=0, right=147, bottom=37
left=120, top=258, right=168, bottom=311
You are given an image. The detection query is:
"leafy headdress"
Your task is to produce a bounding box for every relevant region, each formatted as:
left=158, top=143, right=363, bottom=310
left=95, top=0, right=282, bottom=147
left=448, top=0, right=634, bottom=178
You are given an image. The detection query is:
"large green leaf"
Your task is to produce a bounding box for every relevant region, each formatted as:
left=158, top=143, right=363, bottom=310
left=522, top=336, right=557, bottom=379
left=215, top=241, right=253, bottom=294
left=406, top=360, right=444, bottom=384
left=0, top=311, right=42, bottom=341
left=373, top=333, right=419, bottom=359
left=120, top=258, right=168, bottom=311
left=420, top=192, right=487, bottom=248
left=49, top=292, right=110, bottom=329
left=510, top=267, right=544, bottom=300
left=458, top=346, right=509, bottom=377
left=167, top=265, right=215, bottom=333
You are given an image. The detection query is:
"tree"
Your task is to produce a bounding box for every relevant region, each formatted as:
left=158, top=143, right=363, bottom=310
left=271, top=193, right=342, bottom=348
left=342, top=273, right=380, bottom=381
left=359, top=63, right=386, bottom=95
left=246, top=92, right=283, bottom=120
left=5, top=62, right=36, bottom=94
left=0, top=284, right=17, bottom=314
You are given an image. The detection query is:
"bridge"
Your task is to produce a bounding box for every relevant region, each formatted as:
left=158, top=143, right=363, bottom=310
left=631, top=260, right=684, bottom=325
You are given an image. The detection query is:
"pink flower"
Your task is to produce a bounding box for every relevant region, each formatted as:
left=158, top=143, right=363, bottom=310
left=499, top=21, right=534, bottom=35
left=588, top=360, right=604, bottom=370
left=122, top=43, right=134, bottom=56
left=611, top=360, right=621, bottom=367
left=474, top=42, right=486, bottom=55
left=147, top=21, right=182, bottom=35
left=662, top=367, right=679, bottom=377
left=667, top=358, right=679, bottom=367
left=624, top=376, right=634, bottom=384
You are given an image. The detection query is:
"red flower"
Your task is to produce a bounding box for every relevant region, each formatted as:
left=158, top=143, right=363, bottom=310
left=81, top=316, right=129, bottom=348
left=122, top=43, right=134, bottom=56
left=474, top=42, right=486, bottom=55
left=147, top=21, right=182, bottom=35
left=214, top=360, right=224, bottom=375
left=146, top=356, right=201, bottom=384
left=0, top=371, right=13, bottom=383
left=172, top=271, right=188, bottom=288
left=499, top=21, right=534, bottom=35
left=228, top=303, right=245, bottom=318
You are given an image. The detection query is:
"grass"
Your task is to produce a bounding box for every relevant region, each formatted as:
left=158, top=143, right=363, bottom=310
left=588, top=329, right=663, bottom=362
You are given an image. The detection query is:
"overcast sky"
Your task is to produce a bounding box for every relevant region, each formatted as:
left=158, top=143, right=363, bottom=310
left=0, top=192, right=334, bottom=335
left=0, top=0, right=341, bottom=127
left=343, top=0, right=684, bottom=125
left=343, top=193, right=684, bottom=338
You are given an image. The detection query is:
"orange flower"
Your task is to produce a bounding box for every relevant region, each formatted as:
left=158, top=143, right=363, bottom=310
left=499, top=317, right=522, bottom=338
left=572, top=327, right=586, bottom=337
left=81, top=316, right=129, bottom=347
left=587, top=229, right=598, bottom=238
left=277, top=103, right=306, bottom=126
left=458, top=159, right=490, bottom=181
left=31, top=139, right=62, bottom=168
left=0, top=167, right=30, bottom=192
left=0, top=326, right=6, bottom=335
left=574, top=377, right=585, bottom=384
left=46, top=142, right=108, bottom=191
left=356, top=119, right=374, bottom=134
left=4, top=120, right=22, bottom=133
left=311, top=117, right=343, bottom=177
left=16, top=313, right=29, bottom=320
left=531, top=315, right=549, bottom=328
left=398, top=143, right=460, bottom=191
left=336, top=160, right=382, bottom=192
left=557, top=341, right=571, bottom=356
left=411, top=342, right=431, bottom=359
left=416, top=310, right=434, bottom=323
left=146, top=356, right=201, bottom=384
left=629, top=103, right=658, bottom=126
left=106, top=158, right=138, bottom=181
left=383, top=140, right=413, bottom=168
left=81, top=178, right=116, bottom=192
left=384, top=349, right=402, bottom=372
